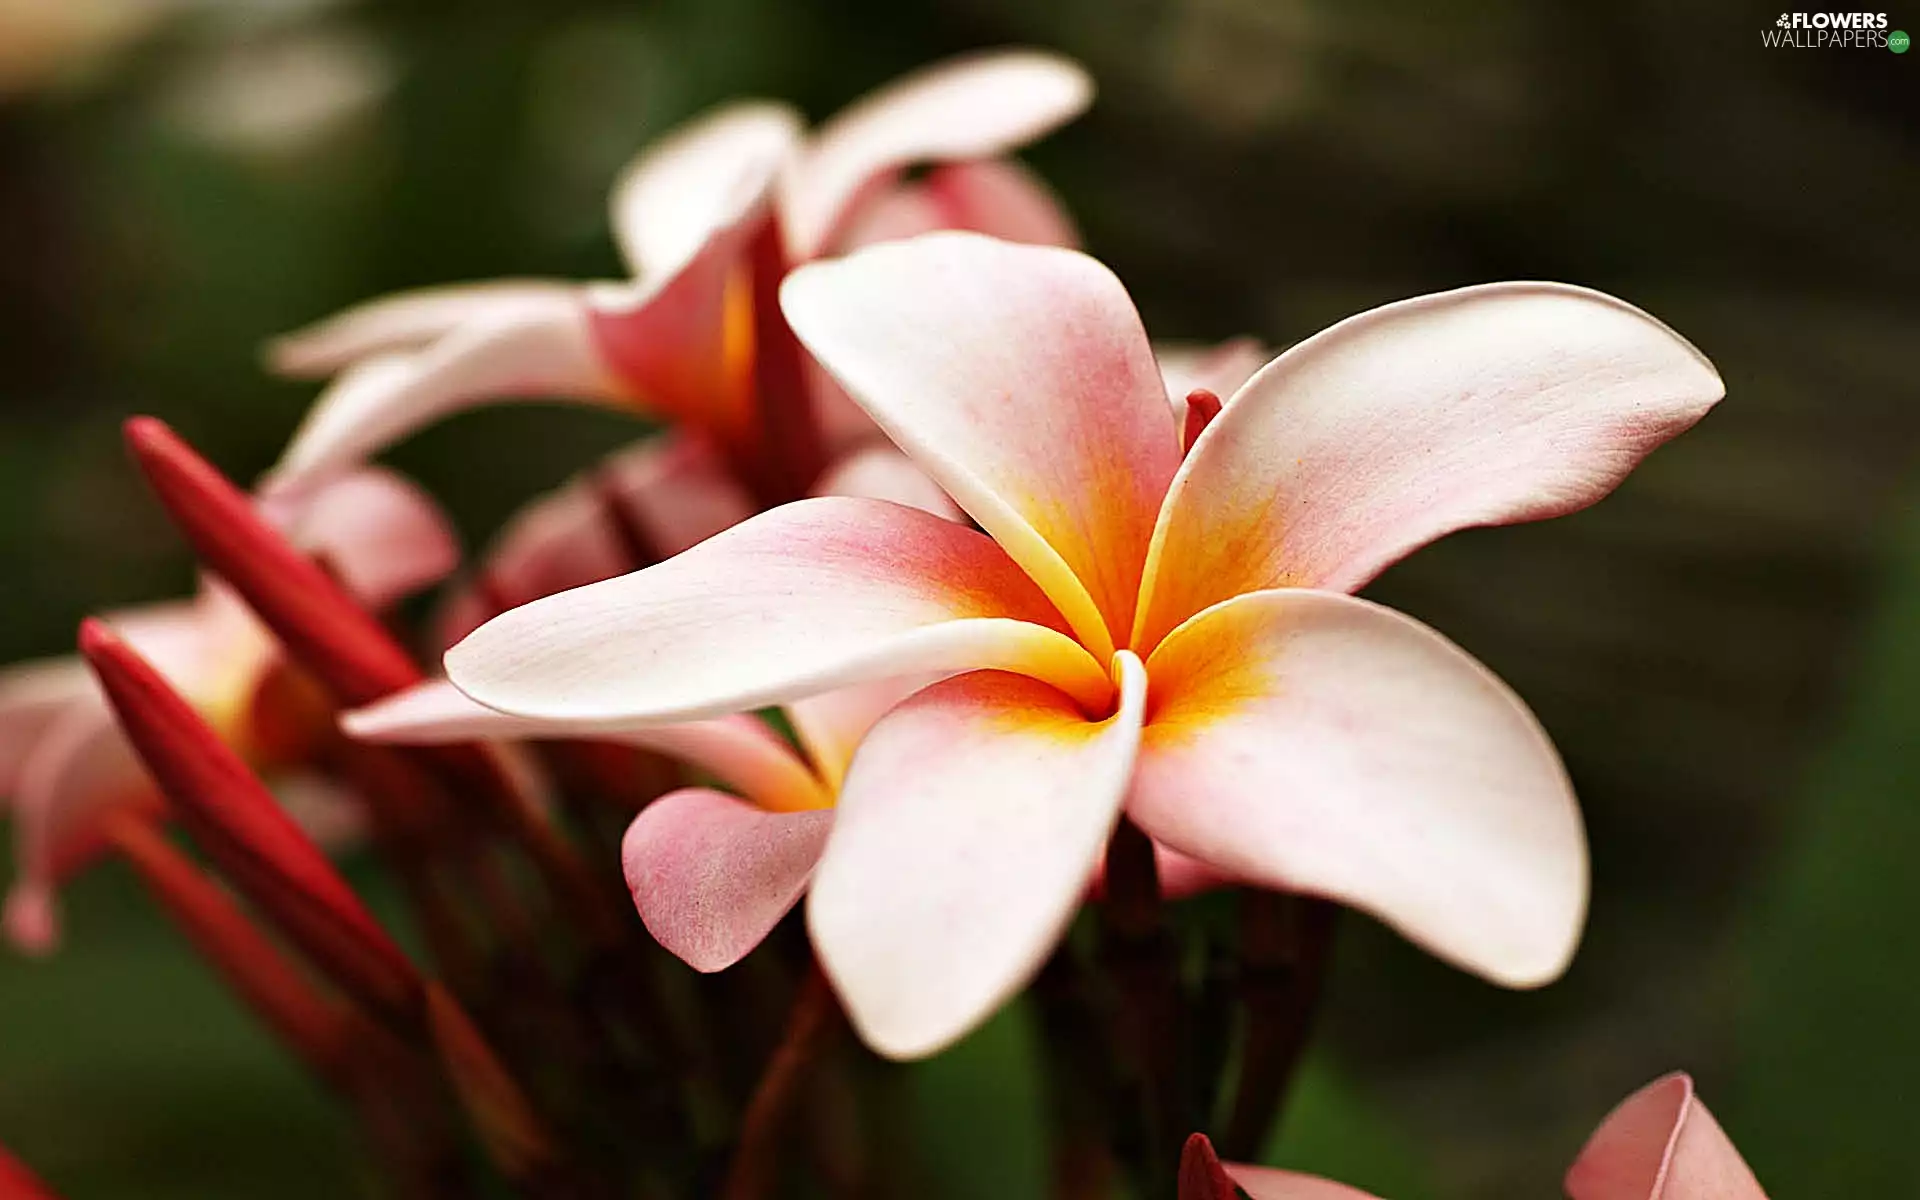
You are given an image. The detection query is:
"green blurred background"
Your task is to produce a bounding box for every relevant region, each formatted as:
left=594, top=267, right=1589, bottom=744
left=2, top=0, right=1916, bottom=1194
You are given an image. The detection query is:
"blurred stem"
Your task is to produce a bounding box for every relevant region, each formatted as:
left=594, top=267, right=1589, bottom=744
left=1033, top=947, right=1118, bottom=1200
left=1219, top=892, right=1337, bottom=1161
left=1100, top=817, right=1183, bottom=1185
left=723, top=961, right=845, bottom=1200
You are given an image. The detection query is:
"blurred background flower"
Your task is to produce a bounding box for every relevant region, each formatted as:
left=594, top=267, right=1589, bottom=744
left=0, top=0, right=1915, bottom=1196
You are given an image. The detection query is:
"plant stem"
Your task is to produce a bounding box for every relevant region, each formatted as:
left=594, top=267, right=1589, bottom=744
left=723, top=961, right=844, bottom=1200
left=1219, top=892, right=1337, bottom=1161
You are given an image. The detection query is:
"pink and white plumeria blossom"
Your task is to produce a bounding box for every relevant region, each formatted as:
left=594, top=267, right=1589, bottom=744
left=347, top=430, right=1218, bottom=973
left=1224, top=1072, right=1767, bottom=1199
left=422, top=233, right=1723, bottom=1058
left=262, top=49, right=1090, bottom=502
left=0, top=468, right=457, bottom=953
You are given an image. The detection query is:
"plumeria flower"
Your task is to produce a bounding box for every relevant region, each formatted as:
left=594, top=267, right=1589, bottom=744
left=0, top=468, right=457, bottom=952
left=1194, top=1072, right=1767, bottom=1199
left=394, top=233, right=1722, bottom=1057
left=262, top=49, right=1091, bottom=505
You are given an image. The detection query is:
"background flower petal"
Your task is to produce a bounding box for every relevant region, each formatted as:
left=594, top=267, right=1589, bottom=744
left=1134, top=282, right=1725, bottom=650
left=808, top=653, right=1146, bottom=1059
left=446, top=496, right=1110, bottom=724
left=283, top=467, right=460, bottom=610
left=1565, top=1073, right=1769, bottom=1200
left=267, top=281, right=578, bottom=377
left=433, top=434, right=755, bottom=647
left=784, top=49, right=1092, bottom=258
left=266, top=295, right=623, bottom=496
left=1129, top=589, right=1587, bottom=988
left=622, top=787, right=832, bottom=973
left=609, top=101, right=804, bottom=279
left=782, top=233, right=1180, bottom=659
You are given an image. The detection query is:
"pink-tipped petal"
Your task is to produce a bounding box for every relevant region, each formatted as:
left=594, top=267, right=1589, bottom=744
left=622, top=787, right=832, bottom=972
left=343, top=679, right=829, bottom=814
left=1130, top=590, right=1586, bottom=988
left=918, top=158, right=1080, bottom=248
left=447, top=497, right=1111, bottom=725
left=267, top=296, right=623, bottom=495
left=0, top=659, right=97, bottom=799
left=1566, top=1073, right=1768, bottom=1200
left=834, top=159, right=1080, bottom=252
left=781, top=233, right=1180, bottom=660
left=610, top=102, right=804, bottom=279
left=812, top=444, right=961, bottom=521
left=1227, top=1164, right=1383, bottom=1200
left=285, top=467, right=460, bottom=609
left=808, top=653, right=1147, bottom=1059
left=4, top=702, right=145, bottom=952
left=785, top=49, right=1093, bottom=258
left=1135, top=283, right=1725, bottom=650
left=268, top=281, right=579, bottom=377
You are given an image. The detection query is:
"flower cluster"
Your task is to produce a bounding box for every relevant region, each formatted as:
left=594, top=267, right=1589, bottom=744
left=0, top=48, right=1755, bottom=1200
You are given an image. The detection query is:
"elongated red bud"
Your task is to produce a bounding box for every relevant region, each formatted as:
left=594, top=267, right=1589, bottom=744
left=0, top=1144, right=60, bottom=1200
left=424, top=983, right=556, bottom=1184
left=102, top=812, right=354, bottom=1083
left=78, top=618, right=423, bottom=1028
left=1177, top=1134, right=1242, bottom=1200
left=122, top=417, right=420, bottom=706
left=1181, top=389, right=1223, bottom=456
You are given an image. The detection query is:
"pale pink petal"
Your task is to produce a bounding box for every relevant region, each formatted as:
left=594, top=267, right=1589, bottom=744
left=283, top=467, right=460, bottom=609
left=1228, top=1164, right=1382, bottom=1200
left=105, top=598, right=231, bottom=700
left=622, top=787, right=832, bottom=972
left=1155, top=338, right=1269, bottom=414
left=609, top=102, right=804, bottom=279
left=811, top=444, right=961, bottom=521
left=434, top=434, right=755, bottom=646
left=272, top=772, right=369, bottom=850
left=1134, top=283, right=1725, bottom=650
left=917, top=158, right=1079, bottom=248
left=0, top=659, right=97, bottom=799
left=832, top=181, right=949, bottom=250
left=781, top=233, right=1180, bottom=660
left=268, top=281, right=579, bottom=377
left=808, top=653, right=1147, bottom=1059
left=833, top=159, right=1079, bottom=252
left=343, top=679, right=829, bottom=814
left=1129, top=590, right=1586, bottom=987
left=1566, top=1073, right=1768, bottom=1200
left=266, top=296, right=624, bottom=496
left=447, top=497, right=1111, bottom=725
left=4, top=701, right=145, bottom=953
left=784, top=49, right=1093, bottom=258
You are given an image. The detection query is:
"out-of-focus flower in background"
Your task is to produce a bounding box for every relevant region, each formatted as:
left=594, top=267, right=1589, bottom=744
left=0, top=467, right=455, bottom=952
left=259, top=49, right=1092, bottom=508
